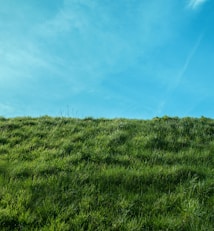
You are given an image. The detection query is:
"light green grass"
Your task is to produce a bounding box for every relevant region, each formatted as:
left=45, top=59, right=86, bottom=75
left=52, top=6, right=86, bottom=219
left=0, top=116, right=214, bottom=230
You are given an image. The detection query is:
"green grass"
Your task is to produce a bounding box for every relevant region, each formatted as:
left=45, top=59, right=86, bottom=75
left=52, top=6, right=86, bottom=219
left=0, top=116, right=214, bottom=230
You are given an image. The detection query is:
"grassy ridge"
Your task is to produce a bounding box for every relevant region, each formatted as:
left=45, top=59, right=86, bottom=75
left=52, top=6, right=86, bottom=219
left=0, top=116, right=214, bottom=230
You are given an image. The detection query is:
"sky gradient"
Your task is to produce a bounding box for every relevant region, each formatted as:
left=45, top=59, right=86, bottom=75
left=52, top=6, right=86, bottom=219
left=0, top=0, right=213, bottom=119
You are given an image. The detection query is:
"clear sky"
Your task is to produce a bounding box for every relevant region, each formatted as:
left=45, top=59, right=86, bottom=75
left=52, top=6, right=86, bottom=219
left=0, top=0, right=213, bottom=119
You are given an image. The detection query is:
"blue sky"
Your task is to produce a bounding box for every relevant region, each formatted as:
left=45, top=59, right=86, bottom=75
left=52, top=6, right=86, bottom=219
left=0, top=0, right=213, bottom=119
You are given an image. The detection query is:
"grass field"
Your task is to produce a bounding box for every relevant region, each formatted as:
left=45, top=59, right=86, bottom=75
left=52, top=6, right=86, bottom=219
left=0, top=116, right=214, bottom=230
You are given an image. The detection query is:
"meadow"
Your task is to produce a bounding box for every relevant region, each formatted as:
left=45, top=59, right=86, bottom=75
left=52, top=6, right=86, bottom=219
left=0, top=116, right=214, bottom=230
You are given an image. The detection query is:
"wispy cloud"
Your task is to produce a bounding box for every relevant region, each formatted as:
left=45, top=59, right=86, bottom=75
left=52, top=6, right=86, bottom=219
left=160, top=34, right=203, bottom=116
left=188, top=0, right=208, bottom=9
left=0, top=0, right=180, bottom=90
left=174, top=33, right=203, bottom=87
left=34, top=0, right=177, bottom=91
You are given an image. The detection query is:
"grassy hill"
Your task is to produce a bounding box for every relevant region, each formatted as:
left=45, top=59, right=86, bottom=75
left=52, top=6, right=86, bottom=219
left=0, top=116, right=214, bottom=230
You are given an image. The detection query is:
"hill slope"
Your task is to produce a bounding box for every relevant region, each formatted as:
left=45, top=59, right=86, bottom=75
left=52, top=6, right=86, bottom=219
left=0, top=116, right=214, bottom=230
